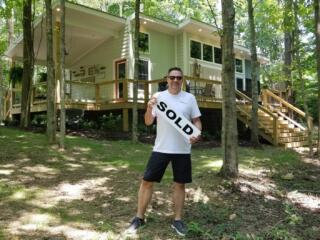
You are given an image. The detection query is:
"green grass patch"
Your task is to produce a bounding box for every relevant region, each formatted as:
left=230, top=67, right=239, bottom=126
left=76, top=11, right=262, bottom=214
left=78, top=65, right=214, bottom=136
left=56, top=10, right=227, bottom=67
left=0, top=127, right=319, bottom=240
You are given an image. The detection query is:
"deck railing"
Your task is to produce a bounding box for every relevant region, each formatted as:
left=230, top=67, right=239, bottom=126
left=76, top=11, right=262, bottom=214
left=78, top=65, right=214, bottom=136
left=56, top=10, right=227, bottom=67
left=261, top=89, right=313, bottom=133
left=236, top=90, right=279, bottom=145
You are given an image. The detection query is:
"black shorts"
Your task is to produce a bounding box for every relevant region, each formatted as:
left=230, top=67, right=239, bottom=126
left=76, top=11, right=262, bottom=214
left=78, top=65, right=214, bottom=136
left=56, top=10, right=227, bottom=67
left=143, top=151, right=192, bottom=183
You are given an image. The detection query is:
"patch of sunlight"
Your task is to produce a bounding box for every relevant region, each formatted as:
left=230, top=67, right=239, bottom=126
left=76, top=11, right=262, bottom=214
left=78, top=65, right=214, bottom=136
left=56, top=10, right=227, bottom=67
left=0, top=169, right=14, bottom=175
left=8, top=212, right=59, bottom=233
left=287, top=190, right=320, bottom=211
left=47, top=225, right=119, bottom=240
left=203, top=160, right=223, bottom=169
left=186, top=187, right=210, bottom=203
left=10, top=189, right=27, bottom=200
left=117, top=196, right=131, bottom=202
left=65, top=163, right=83, bottom=169
left=29, top=177, right=111, bottom=208
left=48, top=157, right=59, bottom=163
left=17, top=134, right=26, bottom=138
left=199, top=155, right=210, bottom=159
left=8, top=212, right=120, bottom=240
left=1, top=164, right=15, bottom=168
left=240, top=168, right=271, bottom=176
left=66, top=135, right=78, bottom=139
left=63, top=155, right=77, bottom=161
left=100, top=166, right=117, bottom=172
left=17, top=157, right=31, bottom=163
left=73, top=146, right=91, bottom=152
left=236, top=178, right=276, bottom=195
left=22, top=164, right=58, bottom=175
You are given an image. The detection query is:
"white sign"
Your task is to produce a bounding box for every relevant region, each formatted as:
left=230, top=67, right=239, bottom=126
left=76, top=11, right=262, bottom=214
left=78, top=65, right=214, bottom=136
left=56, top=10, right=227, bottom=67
left=156, top=100, right=201, bottom=140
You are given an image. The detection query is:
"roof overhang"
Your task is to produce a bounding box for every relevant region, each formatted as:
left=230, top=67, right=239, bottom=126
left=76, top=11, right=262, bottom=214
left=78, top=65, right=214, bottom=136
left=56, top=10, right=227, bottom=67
left=5, top=1, right=126, bottom=68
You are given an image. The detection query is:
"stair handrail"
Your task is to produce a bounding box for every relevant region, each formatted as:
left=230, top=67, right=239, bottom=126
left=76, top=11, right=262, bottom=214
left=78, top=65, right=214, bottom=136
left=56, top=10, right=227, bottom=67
left=261, top=89, right=312, bottom=120
left=236, top=90, right=277, bottom=117
left=236, top=90, right=279, bottom=145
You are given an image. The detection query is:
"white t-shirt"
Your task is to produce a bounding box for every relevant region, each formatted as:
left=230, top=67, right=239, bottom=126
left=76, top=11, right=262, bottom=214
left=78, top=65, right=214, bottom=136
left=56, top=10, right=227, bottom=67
left=152, top=90, right=201, bottom=154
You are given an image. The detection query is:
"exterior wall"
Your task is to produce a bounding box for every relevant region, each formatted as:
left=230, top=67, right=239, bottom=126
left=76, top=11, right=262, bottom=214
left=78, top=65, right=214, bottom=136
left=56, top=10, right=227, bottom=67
left=68, top=28, right=130, bottom=101
left=137, top=26, right=175, bottom=96
left=139, top=27, right=175, bottom=79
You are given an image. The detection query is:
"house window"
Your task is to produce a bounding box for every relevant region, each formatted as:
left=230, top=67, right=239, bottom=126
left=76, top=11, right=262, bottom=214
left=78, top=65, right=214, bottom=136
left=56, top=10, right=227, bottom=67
left=235, top=58, right=243, bottom=73
left=203, top=44, right=213, bottom=62
left=139, top=32, right=149, bottom=53
left=214, top=47, right=222, bottom=64
left=190, top=40, right=201, bottom=59
left=138, top=59, right=148, bottom=90
left=236, top=77, right=244, bottom=91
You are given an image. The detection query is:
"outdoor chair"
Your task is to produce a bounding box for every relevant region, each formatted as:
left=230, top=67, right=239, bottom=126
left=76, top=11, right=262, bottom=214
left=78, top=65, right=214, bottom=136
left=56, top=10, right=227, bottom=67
left=201, top=83, right=215, bottom=99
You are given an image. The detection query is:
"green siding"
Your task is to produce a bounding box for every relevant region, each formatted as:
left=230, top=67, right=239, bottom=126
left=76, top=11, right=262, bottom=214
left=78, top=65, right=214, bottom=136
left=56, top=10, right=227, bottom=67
left=140, top=29, right=175, bottom=79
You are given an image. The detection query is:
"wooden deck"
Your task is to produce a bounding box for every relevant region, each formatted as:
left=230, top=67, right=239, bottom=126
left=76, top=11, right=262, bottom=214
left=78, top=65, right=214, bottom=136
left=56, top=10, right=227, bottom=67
left=5, top=76, right=312, bottom=148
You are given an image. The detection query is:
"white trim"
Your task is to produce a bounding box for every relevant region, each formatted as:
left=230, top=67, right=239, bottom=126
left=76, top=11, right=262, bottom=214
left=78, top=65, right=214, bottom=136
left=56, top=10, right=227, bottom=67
left=235, top=58, right=244, bottom=74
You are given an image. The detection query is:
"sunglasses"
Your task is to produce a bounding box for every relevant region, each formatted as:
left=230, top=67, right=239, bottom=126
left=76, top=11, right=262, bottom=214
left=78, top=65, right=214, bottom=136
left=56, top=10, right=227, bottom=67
left=168, top=76, right=183, bottom=81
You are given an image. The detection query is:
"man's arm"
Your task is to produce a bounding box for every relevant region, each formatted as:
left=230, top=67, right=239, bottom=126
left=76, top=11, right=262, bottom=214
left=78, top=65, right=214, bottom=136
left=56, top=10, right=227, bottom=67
left=190, top=117, right=202, bottom=144
left=144, top=96, right=157, bottom=126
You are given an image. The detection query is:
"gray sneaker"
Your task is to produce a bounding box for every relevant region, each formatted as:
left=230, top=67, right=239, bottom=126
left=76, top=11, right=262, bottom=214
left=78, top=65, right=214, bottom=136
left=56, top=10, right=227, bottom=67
left=125, top=217, right=145, bottom=234
left=171, top=220, right=187, bottom=236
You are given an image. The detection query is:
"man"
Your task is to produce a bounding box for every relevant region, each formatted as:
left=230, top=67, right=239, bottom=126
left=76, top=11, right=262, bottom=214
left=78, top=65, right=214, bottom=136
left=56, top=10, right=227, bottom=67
left=127, top=67, right=202, bottom=236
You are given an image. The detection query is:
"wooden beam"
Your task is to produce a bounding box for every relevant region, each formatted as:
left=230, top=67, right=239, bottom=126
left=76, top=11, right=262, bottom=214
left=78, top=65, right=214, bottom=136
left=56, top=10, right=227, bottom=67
left=122, top=108, right=129, bottom=132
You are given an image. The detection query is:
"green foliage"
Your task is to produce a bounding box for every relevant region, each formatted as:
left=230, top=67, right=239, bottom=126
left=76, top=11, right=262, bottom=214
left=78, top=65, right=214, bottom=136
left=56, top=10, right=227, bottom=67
left=8, top=65, right=23, bottom=87
left=263, top=226, right=299, bottom=240
left=38, top=72, right=47, bottom=82
left=31, top=114, right=47, bottom=126
left=99, top=113, right=122, bottom=131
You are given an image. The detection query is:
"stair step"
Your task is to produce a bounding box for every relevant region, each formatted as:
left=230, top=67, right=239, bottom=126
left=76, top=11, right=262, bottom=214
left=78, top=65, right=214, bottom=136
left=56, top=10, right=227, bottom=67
left=283, top=141, right=308, bottom=148
left=279, top=132, right=307, bottom=137
left=279, top=136, right=308, bottom=143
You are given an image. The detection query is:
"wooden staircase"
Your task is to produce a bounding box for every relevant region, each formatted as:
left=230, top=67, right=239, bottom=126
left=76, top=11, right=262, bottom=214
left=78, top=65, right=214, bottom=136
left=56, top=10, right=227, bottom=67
left=236, top=89, right=312, bottom=148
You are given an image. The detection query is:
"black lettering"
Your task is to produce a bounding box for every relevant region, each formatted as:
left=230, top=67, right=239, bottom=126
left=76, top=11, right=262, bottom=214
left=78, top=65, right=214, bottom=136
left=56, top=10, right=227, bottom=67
left=182, top=124, right=193, bottom=135
left=174, top=117, right=183, bottom=128
left=166, top=109, right=177, bottom=120
left=157, top=101, right=167, bottom=112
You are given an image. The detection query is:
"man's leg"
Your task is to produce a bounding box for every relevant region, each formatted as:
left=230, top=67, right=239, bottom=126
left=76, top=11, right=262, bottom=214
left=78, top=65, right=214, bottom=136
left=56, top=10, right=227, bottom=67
left=173, top=182, right=185, bottom=220
left=136, top=180, right=154, bottom=219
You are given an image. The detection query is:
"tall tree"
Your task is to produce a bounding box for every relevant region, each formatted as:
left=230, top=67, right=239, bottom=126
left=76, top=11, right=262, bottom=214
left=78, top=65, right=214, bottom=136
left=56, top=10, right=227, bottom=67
left=247, top=0, right=260, bottom=147
left=293, top=0, right=313, bottom=156
left=45, top=0, right=56, bottom=144
left=59, top=0, right=66, bottom=149
left=314, top=0, right=320, bottom=157
left=219, top=0, right=238, bottom=178
left=132, top=0, right=140, bottom=142
left=283, top=0, right=293, bottom=102
left=20, top=0, right=34, bottom=128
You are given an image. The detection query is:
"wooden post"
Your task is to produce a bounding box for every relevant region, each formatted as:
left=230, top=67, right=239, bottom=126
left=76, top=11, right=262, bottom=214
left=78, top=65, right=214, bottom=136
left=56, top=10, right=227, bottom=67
left=144, top=80, right=149, bottom=107
left=123, top=79, right=128, bottom=102
left=273, top=116, right=278, bottom=146
left=122, top=108, right=129, bottom=132
left=95, top=84, right=100, bottom=103
left=261, top=89, right=267, bottom=106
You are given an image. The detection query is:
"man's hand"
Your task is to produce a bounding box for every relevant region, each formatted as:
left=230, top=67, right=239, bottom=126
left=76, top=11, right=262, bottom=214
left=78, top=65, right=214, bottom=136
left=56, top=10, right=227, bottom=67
left=147, top=96, right=157, bottom=110
left=190, top=135, right=201, bottom=144
left=145, top=96, right=157, bottom=126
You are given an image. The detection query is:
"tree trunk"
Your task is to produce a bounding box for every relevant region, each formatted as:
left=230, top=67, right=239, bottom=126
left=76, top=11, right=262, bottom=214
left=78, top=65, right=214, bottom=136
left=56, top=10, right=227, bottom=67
left=7, top=9, right=14, bottom=47
left=293, top=1, right=313, bottom=156
left=46, top=0, right=56, bottom=144
left=219, top=0, right=238, bottom=178
left=132, top=0, right=140, bottom=142
left=283, top=0, right=293, bottom=102
left=247, top=0, right=260, bottom=147
left=59, top=0, right=66, bottom=149
left=314, top=0, right=320, bottom=157
left=20, top=0, right=34, bottom=128
left=0, top=63, right=3, bottom=122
